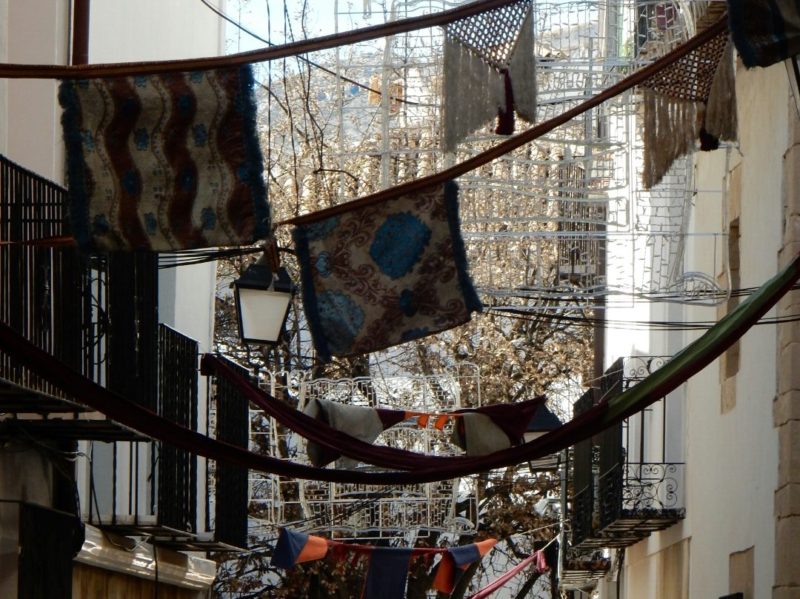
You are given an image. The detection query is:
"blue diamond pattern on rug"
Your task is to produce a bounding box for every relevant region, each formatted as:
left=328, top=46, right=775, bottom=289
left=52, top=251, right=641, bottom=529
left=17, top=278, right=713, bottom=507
left=294, top=181, right=482, bottom=362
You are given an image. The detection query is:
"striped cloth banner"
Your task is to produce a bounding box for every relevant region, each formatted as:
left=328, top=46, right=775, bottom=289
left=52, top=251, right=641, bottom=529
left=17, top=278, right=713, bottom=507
left=59, top=65, right=269, bottom=251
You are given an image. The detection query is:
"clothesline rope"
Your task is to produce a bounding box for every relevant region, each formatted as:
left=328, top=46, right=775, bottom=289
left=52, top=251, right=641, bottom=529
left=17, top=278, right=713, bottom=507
left=0, top=0, right=523, bottom=79
left=280, top=17, right=727, bottom=227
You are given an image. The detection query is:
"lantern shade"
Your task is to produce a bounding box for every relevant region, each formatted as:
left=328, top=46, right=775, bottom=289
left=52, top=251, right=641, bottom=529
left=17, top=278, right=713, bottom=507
left=233, top=264, right=294, bottom=344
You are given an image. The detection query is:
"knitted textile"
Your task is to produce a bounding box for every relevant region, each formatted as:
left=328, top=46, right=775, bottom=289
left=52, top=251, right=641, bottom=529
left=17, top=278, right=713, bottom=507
left=442, top=0, right=536, bottom=151
left=59, top=65, right=269, bottom=251
left=294, top=181, right=481, bottom=362
left=640, top=25, right=736, bottom=189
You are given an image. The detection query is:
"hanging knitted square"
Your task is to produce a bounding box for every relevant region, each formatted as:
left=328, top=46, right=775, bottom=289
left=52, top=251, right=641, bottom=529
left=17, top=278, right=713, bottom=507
left=293, top=181, right=482, bottom=362
left=58, top=65, right=269, bottom=251
left=639, top=19, right=735, bottom=189
left=442, top=0, right=536, bottom=151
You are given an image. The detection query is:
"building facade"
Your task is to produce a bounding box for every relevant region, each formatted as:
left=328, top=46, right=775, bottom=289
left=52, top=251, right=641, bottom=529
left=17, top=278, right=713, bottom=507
left=0, top=2, right=247, bottom=596
left=579, top=27, right=800, bottom=599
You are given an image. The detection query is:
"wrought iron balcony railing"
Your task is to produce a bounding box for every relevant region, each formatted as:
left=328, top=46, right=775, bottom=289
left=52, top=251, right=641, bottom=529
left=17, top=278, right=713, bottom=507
left=568, top=356, right=686, bottom=550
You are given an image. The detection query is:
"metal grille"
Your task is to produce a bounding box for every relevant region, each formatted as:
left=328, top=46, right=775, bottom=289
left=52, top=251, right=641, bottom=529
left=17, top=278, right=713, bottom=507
left=568, top=356, right=685, bottom=550
left=0, top=155, right=88, bottom=394
left=157, top=324, right=199, bottom=533
left=569, top=387, right=596, bottom=547
left=248, top=365, right=480, bottom=540
left=107, top=253, right=159, bottom=410
left=212, top=356, right=250, bottom=549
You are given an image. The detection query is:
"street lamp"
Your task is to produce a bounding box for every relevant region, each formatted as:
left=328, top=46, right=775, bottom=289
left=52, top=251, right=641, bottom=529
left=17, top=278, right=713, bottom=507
left=233, top=255, right=294, bottom=344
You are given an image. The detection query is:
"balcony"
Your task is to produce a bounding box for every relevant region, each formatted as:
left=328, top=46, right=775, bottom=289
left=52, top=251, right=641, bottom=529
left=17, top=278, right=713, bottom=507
left=88, top=326, right=245, bottom=552
left=0, top=155, right=246, bottom=552
left=568, top=356, right=685, bottom=552
left=0, top=155, right=142, bottom=443
left=560, top=548, right=611, bottom=591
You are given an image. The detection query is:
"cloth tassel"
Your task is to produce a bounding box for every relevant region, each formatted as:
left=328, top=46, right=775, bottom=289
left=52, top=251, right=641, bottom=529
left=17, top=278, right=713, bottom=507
left=642, top=89, right=700, bottom=189
left=705, top=38, right=737, bottom=142
left=508, top=7, right=536, bottom=123
left=495, top=69, right=515, bottom=135
left=443, top=37, right=505, bottom=152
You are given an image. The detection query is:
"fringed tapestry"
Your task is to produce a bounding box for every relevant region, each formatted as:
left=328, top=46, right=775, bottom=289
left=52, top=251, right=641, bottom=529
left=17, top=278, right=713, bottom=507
left=293, top=181, right=482, bottom=362
left=59, top=65, right=269, bottom=251
left=442, top=0, right=536, bottom=151
left=728, top=0, right=800, bottom=68
left=640, top=21, right=737, bottom=189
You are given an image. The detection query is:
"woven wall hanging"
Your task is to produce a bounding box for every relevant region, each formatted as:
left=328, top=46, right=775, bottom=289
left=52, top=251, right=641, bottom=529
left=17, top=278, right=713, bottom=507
left=59, top=65, right=269, bottom=251
left=639, top=6, right=737, bottom=189
left=293, top=181, right=482, bottom=362
left=442, top=0, right=536, bottom=152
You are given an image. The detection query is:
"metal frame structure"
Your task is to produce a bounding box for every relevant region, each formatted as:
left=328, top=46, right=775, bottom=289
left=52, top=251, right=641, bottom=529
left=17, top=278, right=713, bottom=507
left=247, top=363, right=481, bottom=540
left=321, top=0, right=726, bottom=311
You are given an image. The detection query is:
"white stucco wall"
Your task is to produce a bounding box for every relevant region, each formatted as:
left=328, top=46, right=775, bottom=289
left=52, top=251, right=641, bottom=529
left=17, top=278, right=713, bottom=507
left=682, top=61, right=785, bottom=599
left=0, top=0, right=69, bottom=179
left=619, top=60, right=788, bottom=599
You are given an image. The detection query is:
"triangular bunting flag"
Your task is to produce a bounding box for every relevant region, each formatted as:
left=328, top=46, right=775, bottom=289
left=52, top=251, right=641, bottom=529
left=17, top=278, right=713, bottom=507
left=639, top=10, right=736, bottom=189
left=271, top=528, right=329, bottom=569
left=442, top=0, right=536, bottom=150
left=363, top=547, right=414, bottom=599
left=433, top=539, right=498, bottom=594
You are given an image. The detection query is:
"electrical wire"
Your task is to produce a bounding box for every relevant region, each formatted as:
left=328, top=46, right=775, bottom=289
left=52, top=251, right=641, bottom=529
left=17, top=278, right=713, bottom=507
left=488, top=305, right=800, bottom=331
left=198, top=0, right=427, bottom=107
left=157, top=245, right=265, bottom=269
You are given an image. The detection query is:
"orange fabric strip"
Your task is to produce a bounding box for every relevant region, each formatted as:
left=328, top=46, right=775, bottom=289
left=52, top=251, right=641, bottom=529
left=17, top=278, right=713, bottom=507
left=434, top=415, right=450, bottom=430
left=296, top=535, right=330, bottom=563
